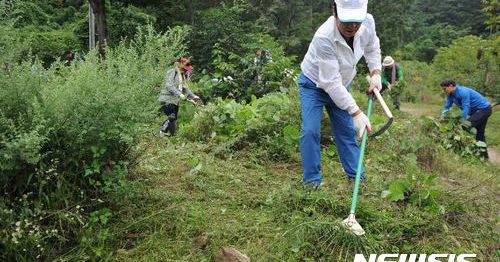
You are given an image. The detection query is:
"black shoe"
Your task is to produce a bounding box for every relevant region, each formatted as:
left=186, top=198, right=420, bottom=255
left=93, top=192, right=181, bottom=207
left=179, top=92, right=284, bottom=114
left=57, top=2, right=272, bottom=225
left=167, top=121, right=177, bottom=136
left=480, top=150, right=489, bottom=159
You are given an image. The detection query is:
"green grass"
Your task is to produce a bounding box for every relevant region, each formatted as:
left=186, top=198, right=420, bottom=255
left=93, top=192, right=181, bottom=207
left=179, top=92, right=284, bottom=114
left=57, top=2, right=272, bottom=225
left=40, top=97, right=489, bottom=262
left=91, top=103, right=500, bottom=262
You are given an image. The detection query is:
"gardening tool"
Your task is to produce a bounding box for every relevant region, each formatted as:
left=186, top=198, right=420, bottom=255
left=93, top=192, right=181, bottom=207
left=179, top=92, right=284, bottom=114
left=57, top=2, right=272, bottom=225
left=369, top=89, right=394, bottom=137
left=343, top=78, right=394, bottom=236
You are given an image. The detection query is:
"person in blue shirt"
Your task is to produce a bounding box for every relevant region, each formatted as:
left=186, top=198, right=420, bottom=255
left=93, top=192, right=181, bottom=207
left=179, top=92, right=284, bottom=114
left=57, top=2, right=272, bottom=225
left=440, top=79, right=492, bottom=158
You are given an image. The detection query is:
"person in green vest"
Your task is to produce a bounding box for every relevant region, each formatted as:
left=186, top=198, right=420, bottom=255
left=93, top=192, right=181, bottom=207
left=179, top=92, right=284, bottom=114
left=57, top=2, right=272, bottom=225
left=381, top=56, right=404, bottom=110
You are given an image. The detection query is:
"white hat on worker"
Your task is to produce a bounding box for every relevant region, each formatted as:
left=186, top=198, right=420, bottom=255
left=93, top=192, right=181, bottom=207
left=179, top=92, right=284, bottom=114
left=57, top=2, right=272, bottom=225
left=383, top=56, right=395, bottom=67
left=335, top=0, right=368, bottom=23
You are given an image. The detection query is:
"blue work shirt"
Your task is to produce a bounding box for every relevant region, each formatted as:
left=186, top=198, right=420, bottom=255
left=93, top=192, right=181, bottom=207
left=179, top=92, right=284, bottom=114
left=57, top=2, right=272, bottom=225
left=442, top=85, right=490, bottom=120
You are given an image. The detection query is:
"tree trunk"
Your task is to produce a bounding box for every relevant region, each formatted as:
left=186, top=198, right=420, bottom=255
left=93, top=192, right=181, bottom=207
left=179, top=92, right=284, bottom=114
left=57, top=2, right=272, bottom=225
left=188, top=0, right=194, bottom=25
left=89, top=0, right=108, bottom=58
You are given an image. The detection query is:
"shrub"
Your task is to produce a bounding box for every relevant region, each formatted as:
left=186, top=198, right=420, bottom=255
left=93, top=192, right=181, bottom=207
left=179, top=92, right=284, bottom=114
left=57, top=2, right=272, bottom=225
left=188, top=4, right=257, bottom=71
left=0, top=1, right=28, bottom=64
left=382, top=173, right=441, bottom=210
left=432, top=35, right=500, bottom=102
left=181, top=86, right=301, bottom=161
left=398, top=60, right=436, bottom=103
left=194, top=33, right=297, bottom=102
left=0, top=25, right=188, bottom=260
left=17, top=25, right=80, bottom=66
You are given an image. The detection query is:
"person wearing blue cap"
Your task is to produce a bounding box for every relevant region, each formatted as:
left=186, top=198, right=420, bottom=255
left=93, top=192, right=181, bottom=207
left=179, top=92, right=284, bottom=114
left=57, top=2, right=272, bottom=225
left=440, top=79, right=492, bottom=158
left=298, top=0, right=382, bottom=187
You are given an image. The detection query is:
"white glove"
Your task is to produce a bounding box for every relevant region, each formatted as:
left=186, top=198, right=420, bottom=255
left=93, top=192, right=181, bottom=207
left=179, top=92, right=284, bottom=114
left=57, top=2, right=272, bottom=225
left=440, top=109, right=449, bottom=119
left=368, top=74, right=382, bottom=94
left=352, top=111, right=372, bottom=140
left=179, top=93, right=186, bottom=100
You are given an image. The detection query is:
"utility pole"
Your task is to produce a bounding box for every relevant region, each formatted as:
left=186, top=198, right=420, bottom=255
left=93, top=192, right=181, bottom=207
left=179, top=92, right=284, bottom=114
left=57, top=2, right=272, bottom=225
left=89, top=4, right=95, bottom=50
left=88, top=0, right=109, bottom=58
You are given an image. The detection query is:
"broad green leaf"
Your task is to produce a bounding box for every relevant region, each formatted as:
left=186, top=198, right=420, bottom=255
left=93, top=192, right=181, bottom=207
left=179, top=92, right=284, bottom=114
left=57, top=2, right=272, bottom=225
left=387, top=181, right=406, bottom=202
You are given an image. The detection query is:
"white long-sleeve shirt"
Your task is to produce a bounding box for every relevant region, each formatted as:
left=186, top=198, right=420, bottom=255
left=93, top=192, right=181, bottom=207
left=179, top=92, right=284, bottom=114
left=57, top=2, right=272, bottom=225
left=301, top=14, right=381, bottom=115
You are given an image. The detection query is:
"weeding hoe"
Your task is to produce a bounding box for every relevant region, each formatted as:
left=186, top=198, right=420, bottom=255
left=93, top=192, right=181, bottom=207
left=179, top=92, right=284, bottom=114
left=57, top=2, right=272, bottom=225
left=343, top=79, right=393, bottom=236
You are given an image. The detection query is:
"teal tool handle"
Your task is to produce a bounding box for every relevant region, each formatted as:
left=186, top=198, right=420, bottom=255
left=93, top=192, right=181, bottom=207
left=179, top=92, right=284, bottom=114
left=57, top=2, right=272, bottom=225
left=349, top=94, right=373, bottom=214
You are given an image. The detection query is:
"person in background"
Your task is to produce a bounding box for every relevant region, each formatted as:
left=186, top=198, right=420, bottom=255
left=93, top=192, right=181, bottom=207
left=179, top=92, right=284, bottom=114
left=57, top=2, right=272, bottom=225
left=298, top=0, right=382, bottom=187
left=381, top=56, right=404, bottom=110
left=254, top=36, right=272, bottom=86
left=63, top=50, right=75, bottom=66
left=158, top=57, right=201, bottom=137
left=440, top=79, right=492, bottom=158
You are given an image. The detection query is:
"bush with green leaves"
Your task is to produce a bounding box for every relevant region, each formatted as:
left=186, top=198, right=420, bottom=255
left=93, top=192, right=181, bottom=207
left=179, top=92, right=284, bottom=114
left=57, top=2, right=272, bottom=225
left=401, top=24, right=469, bottom=63
left=432, top=35, right=499, bottom=102
left=2, top=0, right=85, bottom=66
left=0, top=25, right=188, bottom=260
left=194, top=33, right=297, bottom=102
left=2, top=1, right=161, bottom=67
left=17, top=25, right=80, bottom=66
left=0, top=60, right=49, bottom=190
left=188, top=3, right=258, bottom=72
left=397, top=60, right=436, bottom=103
left=0, top=1, right=28, bottom=64
left=423, top=113, right=488, bottom=158
left=382, top=173, right=441, bottom=210
left=181, top=86, right=301, bottom=161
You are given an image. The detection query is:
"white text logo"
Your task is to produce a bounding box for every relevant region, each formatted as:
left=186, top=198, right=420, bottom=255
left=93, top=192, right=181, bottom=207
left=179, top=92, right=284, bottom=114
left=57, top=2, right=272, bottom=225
left=353, top=254, right=477, bottom=262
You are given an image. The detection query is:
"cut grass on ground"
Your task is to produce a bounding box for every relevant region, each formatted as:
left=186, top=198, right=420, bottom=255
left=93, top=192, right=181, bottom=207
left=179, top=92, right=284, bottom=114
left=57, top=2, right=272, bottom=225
left=104, top=103, right=499, bottom=262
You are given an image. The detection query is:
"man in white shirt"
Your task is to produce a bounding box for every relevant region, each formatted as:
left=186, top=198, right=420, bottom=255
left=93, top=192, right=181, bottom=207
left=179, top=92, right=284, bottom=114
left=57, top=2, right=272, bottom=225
left=299, top=0, right=382, bottom=187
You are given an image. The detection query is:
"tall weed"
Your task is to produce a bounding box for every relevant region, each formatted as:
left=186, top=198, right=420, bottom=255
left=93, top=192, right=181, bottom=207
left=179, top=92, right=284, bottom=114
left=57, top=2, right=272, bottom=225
left=180, top=87, right=301, bottom=161
left=0, top=25, right=188, bottom=260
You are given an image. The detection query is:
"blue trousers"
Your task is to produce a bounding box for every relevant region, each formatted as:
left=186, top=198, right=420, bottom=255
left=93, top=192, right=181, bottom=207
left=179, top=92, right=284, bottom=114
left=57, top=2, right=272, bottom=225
left=298, top=72, right=364, bottom=185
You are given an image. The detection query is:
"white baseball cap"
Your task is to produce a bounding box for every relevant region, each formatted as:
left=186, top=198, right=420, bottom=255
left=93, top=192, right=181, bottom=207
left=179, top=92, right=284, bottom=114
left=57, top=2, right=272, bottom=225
left=335, top=0, right=368, bottom=23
